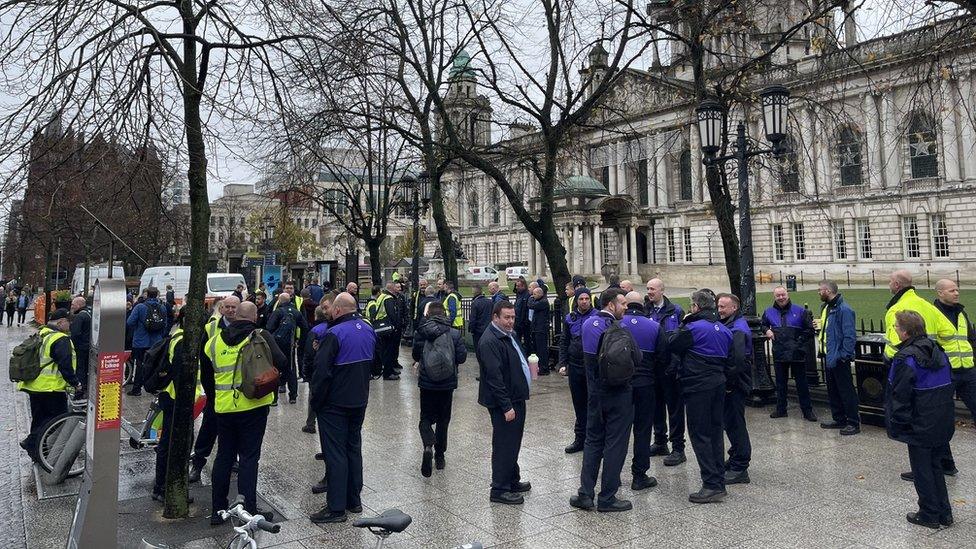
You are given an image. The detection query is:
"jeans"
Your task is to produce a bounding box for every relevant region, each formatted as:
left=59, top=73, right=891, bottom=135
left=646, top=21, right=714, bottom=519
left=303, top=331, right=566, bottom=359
left=130, top=347, right=148, bottom=391
left=419, top=389, right=454, bottom=455
left=212, top=406, right=269, bottom=514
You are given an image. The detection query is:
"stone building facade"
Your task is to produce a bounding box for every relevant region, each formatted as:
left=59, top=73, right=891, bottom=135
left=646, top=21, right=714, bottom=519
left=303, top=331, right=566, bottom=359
left=432, top=7, right=976, bottom=286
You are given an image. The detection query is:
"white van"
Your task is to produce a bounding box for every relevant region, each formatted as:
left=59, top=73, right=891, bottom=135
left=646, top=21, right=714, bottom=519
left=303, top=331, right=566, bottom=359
left=465, top=265, right=500, bottom=281
left=505, top=266, right=529, bottom=280
left=139, top=266, right=246, bottom=302
left=71, top=263, right=125, bottom=296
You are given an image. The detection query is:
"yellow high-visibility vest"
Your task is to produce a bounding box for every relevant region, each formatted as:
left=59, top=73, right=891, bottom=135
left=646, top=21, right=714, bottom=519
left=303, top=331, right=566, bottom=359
left=204, top=332, right=274, bottom=414
left=884, top=289, right=955, bottom=359
left=941, top=310, right=974, bottom=369
left=162, top=329, right=203, bottom=400
left=443, top=293, right=463, bottom=329
left=18, top=327, right=76, bottom=393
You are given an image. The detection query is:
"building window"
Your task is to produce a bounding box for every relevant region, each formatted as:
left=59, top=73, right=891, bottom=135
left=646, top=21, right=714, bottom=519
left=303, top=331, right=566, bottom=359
left=832, top=221, right=848, bottom=260
left=772, top=224, right=785, bottom=261
left=856, top=219, right=873, bottom=260
left=907, top=112, right=939, bottom=179
left=667, top=229, right=677, bottom=263
left=778, top=136, right=800, bottom=193
left=468, top=192, right=479, bottom=227
left=792, top=223, right=805, bottom=261
left=903, top=216, right=920, bottom=258
left=679, top=149, right=693, bottom=201
left=836, top=126, right=863, bottom=186
left=683, top=227, right=693, bottom=262
left=932, top=214, right=950, bottom=258
left=638, top=159, right=649, bottom=206
left=490, top=188, right=501, bottom=225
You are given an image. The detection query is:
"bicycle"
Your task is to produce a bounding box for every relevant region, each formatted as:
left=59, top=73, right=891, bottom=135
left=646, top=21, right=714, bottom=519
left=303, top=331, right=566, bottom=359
left=217, top=498, right=281, bottom=549
left=353, top=509, right=483, bottom=549
left=33, top=393, right=88, bottom=480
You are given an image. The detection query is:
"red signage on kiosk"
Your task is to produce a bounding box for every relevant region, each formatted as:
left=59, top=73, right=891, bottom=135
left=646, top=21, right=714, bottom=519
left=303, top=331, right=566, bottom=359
left=94, top=351, right=127, bottom=431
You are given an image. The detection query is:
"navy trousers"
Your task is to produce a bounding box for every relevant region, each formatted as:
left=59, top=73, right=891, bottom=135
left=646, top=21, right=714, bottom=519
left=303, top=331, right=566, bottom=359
left=774, top=361, right=814, bottom=415
left=488, top=401, right=525, bottom=496
left=631, top=384, right=656, bottom=477
left=211, top=406, right=269, bottom=514
left=723, top=389, right=751, bottom=472
left=908, top=444, right=952, bottom=523
left=318, top=405, right=366, bottom=512
left=652, top=368, right=685, bottom=452
left=568, top=365, right=588, bottom=443
left=578, top=387, right=634, bottom=505
left=685, top=386, right=726, bottom=491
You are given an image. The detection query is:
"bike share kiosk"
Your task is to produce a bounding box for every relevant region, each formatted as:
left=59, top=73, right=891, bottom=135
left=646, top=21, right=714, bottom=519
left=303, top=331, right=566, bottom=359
left=67, top=277, right=127, bottom=549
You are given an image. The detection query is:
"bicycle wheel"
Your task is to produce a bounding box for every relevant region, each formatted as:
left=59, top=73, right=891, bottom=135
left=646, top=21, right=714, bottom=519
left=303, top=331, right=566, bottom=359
left=35, top=412, right=86, bottom=477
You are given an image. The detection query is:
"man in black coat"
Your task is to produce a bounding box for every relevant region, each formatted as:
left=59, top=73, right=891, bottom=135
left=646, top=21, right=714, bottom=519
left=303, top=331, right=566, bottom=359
left=69, top=297, right=92, bottom=394
left=468, top=285, right=492, bottom=350
left=513, top=278, right=532, bottom=353
left=477, top=300, right=531, bottom=505
left=527, top=286, right=552, bottom=375
left=266, top=293, right=310, bottom=404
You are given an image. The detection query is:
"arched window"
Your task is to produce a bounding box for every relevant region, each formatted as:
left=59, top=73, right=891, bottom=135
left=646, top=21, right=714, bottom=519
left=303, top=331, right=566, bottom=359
left=490, top=188, right=501, bottom=225
left=679, top=148, right=693, bottom=201
left=469, top=113, right=479, bottom=144
left=778, top=135, right=800, bottom=193
left=906, top=111, right=939, bottom=179
left=468, top=191, right=479, bottom=227
left=836, top=125, right=863, bottom=186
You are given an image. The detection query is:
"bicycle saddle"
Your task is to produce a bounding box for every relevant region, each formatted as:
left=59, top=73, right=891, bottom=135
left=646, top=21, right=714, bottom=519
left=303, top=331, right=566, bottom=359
left=352, top=509, right=412, bottom=533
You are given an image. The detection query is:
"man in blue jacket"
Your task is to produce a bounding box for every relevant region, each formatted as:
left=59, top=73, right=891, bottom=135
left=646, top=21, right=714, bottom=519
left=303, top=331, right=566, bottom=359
left=718, top=293, right=753, bottom=486
left=309, top=293, right=376, bottom=524
left=621, top=291, right=668, bottom=492
left=817, top=280, right=860, bottom=435
left=125, top=286, right=168, bottom=396
left=761, top=286, right=817, bottom=421
left=669, top=290, right=733, bottom=504
left=558, top=288, right=596, bottom=454
left=645, top=278, right=686, bottom=467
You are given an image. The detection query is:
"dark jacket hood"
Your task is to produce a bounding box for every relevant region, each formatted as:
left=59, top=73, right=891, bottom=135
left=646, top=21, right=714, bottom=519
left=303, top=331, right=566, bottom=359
left=896, top=335, right=942, bottom=370
left=222, top=320, right=259, bottom=346
left=773, top=300, right=793, bottom=312
left=684, top=308, right=720, bottom=324
left=625, top=303, right=645, bottom=316
left=722, top=311, right=744, bottom=326
left=418, top=315, right=453, bottom=338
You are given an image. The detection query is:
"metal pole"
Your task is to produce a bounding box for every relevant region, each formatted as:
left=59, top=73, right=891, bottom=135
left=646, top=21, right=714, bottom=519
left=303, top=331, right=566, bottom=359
left=411, top=186, right=422, bottom=331
left=736, top=122, right=757, bottom=316
left=55, top=237, right=61, bottom=291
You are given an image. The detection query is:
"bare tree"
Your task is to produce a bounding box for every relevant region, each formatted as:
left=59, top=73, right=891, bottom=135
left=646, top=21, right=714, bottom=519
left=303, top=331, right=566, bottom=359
left=0, top=1, right=316, bottom=518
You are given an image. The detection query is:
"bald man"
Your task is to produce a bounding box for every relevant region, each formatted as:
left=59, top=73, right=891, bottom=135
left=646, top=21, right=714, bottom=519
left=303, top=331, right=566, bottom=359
left=267, top=291, right=310, bottom=404
left=69, top=296, right=92, bottom=392
left=309, top=292, right=376, bottom=524
left=884, top=270, right=954, bottom=360
left=620, top=280, right=634, bottom=293
left=644, top=278, right=687, bottom=465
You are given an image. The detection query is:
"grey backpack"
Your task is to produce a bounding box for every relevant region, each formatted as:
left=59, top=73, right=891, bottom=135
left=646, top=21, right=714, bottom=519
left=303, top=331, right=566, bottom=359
left=422, top=331, right=456, bottom=382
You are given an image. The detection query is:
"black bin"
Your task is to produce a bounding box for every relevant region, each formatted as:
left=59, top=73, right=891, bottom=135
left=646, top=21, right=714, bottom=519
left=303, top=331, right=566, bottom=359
left=854, top=333, right=888, bottom=427
left=785, top=274, right=797, bottom=292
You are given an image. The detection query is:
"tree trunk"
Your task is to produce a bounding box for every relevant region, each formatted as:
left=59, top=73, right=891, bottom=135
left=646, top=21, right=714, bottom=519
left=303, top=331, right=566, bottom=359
left=704, top=165, right=741, bottom=294
left=366, top=238, right=383, bottom=287
left=164, top=14, right=210, bottom=519
left=538, top=223, right=571, bottom=313
left=42, top=241, right=52, bottom=322
left=429, top=171, right=457, bottom=285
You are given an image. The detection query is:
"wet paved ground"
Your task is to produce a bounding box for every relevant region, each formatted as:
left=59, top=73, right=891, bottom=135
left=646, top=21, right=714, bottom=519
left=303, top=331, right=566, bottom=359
left=4, top=317, right=976, bottom=548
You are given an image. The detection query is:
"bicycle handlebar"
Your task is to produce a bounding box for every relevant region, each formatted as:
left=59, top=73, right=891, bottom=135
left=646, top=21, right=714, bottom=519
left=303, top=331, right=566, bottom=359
left=218, top=504, right=281, bottom=534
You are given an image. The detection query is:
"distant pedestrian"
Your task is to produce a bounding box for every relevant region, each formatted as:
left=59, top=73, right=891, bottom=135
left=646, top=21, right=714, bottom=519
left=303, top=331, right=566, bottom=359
left=527, top=286, right=551, bottom=375
left=478, top=300, right=532, bottom=505
left=817, top=280, right=860, bottom=436
left=717, top=293, right=753, bottom=486
left=5, top=292, right=16, bottom=326
left=886, top=310, right=955, bottom=530
left=415, top=302, right=467, bottom=477
left=468, top=285, right=492, bottom=350
left=266, top=292, right=309, bottom=404
left=645, top=278, right=686, bottom=466
left=125, top=286, right=168, bottom=396
left=306, top=278, right=325, bottom=304
left=69, top=297, right=92, bottom=393
left=513, top=278, right=531, bottom=353
left=16, top=291, right=30, bottom=325
left=558, top=288, right=596, bottom=453
left=762, top=286, right=817, bottom=421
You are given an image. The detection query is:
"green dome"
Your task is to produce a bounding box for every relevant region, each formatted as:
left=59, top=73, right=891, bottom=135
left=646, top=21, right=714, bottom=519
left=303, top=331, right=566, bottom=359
left=450, top=49, right=476, bottom=78
left=555, top=175, right=609, bottom=197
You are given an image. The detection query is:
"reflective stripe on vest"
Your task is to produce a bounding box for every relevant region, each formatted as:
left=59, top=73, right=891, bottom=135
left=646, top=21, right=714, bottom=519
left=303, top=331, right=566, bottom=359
left=818, top=305, right=828, bottom=356
left=373, top=294, right=391, bottom=322
left=944, top=313, right=974, bottom=369
left=444, top=294, right=463, bottom=328
left=18, top=327, right=75, bottom=393
left=204, top=333, right=273, bottom=413
left=163, top=330, right=203, bottom=399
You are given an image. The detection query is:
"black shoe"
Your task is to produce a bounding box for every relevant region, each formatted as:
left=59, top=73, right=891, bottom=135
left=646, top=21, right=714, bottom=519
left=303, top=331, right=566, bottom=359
left=249, top=508, right=274, bottom=521
left=648, top=443, right=669, bottom=456
left=663, top=451, right=686, bottom=466
left=724, top=469, right=750, bottom=485
left=302, top=424, right=316, bottom=434
left=689, top=488, right=727, bottom=504
left=312, top=477, right=328, bottom=494
left=346, top=505, right=363, bottom=514
left=900, top=471, right=914, bottom=482
left=820, top=421, right=844, bottom=429
left=289, top=398, right=297, bottom=404
left=564, top=440, right=584, bottom=454
left=945, top=466, right=958, bottom=476
left=906, top=512, right=940, bottom=529
left=383, top=375, right=400, bottom=381
left=840, top=425, right=860, bottom=436
left=511, top=481, right=532, bottom=493
left=940, top=514, right=954, bottom=527
left=278, top=386, right=286, bottom=393
left=435, top=454, right=445, bottom=470
left=598, top=498, right=633, bottom=513
left=188, top=465, right=202, bottom=483
left=569, top=494, right=595, bottom=510
left=769, top=410, right=787, bottom=419
left=19, top=438, right=29, bottom=452
left=490, top=492, right=524, bottom=505
left=310, top=508, right=347, bottom=523
left=803, top=412, right=819, bottom=422
left=421, top=446, right=433, bottom=478
left=631, top=474, right=658, bottom=491
left=210, top=514, right=227, bottom=526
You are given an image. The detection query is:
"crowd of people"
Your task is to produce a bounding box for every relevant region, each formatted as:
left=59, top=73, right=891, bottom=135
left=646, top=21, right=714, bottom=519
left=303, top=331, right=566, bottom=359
left=0, top=284, right=34, bottom=327
left=11, top=268, right=975, bottom=530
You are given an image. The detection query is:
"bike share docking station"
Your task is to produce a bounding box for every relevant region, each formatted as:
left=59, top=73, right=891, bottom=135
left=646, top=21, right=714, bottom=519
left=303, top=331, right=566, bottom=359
left=66, top=277, right=127, bottom=549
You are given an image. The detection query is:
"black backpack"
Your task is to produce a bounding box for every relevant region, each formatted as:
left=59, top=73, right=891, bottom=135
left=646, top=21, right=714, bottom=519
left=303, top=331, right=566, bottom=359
left=597, top=321, right=641, bottom=387
left=273, top=309, right=297, bottom=348
left=144, top=302, right=167, bottom=332
left=422, top=331, right=456, bottom=382
left=142, top=333, right=176, bottom=393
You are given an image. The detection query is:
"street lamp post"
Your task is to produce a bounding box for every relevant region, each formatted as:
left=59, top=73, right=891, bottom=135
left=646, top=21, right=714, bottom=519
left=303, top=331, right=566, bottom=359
left=695, top=85, right=790, bottom=316
left=400, top=172, right=431, bottom=296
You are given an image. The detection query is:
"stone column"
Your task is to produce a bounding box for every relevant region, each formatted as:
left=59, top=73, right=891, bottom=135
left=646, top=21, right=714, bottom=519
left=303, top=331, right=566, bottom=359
left=940, top=78, right=962, bottom=182
left=880, top=89, right=901, bottom=188
left=798, top=107, right=817, bottom=195
left=616, top=227, right=626, bottom=273
left=959, top=72, right=976, bottom=181
left=628, top=224, right=638, bottom=273
left=528, top=237, right=537, bottom=276
left=656, top=135, right=669, bottom=207
left=814, top=108, right=832, bottom=193
left=572, top=224, right=582, bottom=274
left=608, top=143, right=618, bottom=195
left=616, top=142, right=628, bottom=197
left=689, top=125, right=703, bottom=203
left=593, top=225, right=604, bottom=274
left=582, top=223, right=592, bottom=275
left=863, top=93, right=883, bottom=189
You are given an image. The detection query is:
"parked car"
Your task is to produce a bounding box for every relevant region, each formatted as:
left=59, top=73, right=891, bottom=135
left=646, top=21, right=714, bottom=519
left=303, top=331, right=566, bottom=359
left=505, top=266, right=529, bottom=280
left=139, top=266, right=246, bottom=304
